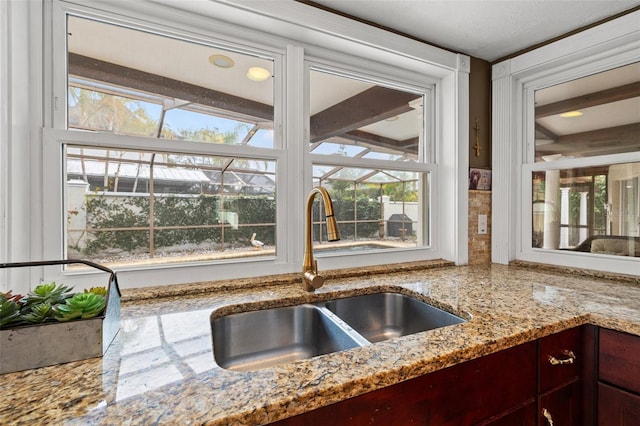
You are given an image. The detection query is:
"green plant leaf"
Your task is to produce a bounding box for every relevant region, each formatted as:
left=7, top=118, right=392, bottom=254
left=84, top=286, right=108, bottom=297
left=22, top=303, right=56, bottom=324
left=0, top=296, right=22, bottom=328
left=21, top=282, right=74, bottom=311
left=55, top=292, right=106, bottom=322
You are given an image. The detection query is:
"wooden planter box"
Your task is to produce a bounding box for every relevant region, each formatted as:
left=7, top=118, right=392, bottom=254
left=0, top=260, right=120, bottom=374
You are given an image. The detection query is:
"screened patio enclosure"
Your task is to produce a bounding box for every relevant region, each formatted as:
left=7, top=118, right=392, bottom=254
left=65, top=147, right=278, bottom=263
left=312, top=164, right=423, bottom=251
left=66, top=147, right=422, bottom=266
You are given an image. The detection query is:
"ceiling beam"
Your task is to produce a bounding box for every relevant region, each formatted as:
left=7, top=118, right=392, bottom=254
left=310, top=86, right=420, bottom=142
left=398, top=137, right=419, bottom=150
left=556, top=122, right=639, bottom=145
left=536, top=82, right=640, bottom=118
left=68, top=53, right=274, bottom=121
left=535, top=123, right=557, bottom=141
left=536, top=122, right=640, bottom=156
left=344, top=130, right=418, bottom=155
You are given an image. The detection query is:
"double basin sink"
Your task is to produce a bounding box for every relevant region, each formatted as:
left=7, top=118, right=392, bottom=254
left=212, top=292, right=466, bottom=371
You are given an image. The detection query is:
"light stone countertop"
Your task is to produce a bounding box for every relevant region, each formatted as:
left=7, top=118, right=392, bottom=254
left=2, top=263, right=639, bottom=425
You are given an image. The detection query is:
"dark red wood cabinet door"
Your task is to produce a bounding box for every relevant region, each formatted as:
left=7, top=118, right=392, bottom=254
left=599, top=328, right=640, bottom=395
left=539, top=380, right=582, bottom=426
left=598, top=382, right=640, bottom=426
left=271, top=341, right=536, bottom=425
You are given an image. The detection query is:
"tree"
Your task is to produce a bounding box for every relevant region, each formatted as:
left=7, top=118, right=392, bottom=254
left=68, top=87, right=158, bottom=136
left=165, top=122, right=250, bottom=144
left=383, top=181, right=418, bottom=202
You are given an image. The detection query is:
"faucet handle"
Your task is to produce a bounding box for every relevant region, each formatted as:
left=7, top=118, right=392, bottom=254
left=303, top=260, right=325, bottom=290
left=303, top=271, right=325, bottom=290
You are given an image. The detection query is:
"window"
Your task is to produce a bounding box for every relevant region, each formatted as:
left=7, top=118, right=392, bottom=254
left=308, top=67, right=432, bottom=256
left=530, top=63, right=640, bottom=258
left=65, top=147, right=277, bottom=267
left=51, top=13, right=442, bottom=276
left=492, top=13, right=639, bottom=276
left=531, top=163, right=639, bottom=252
left=19, top=0, right=467, bottom=290
left=527, top=64, right=640, bottom=262
left=59, top=16, right=280, bottom=271
left=66, top=17, right=275, bottom=147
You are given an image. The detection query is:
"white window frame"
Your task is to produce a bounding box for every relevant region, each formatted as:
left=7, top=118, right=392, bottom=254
left=492, top=10, right=640, bottom=276
left=45, top=2, right=293, bottom=289
left=2, top=0, right=469, bottom=292
left=304, top=57, right=438, bottom=269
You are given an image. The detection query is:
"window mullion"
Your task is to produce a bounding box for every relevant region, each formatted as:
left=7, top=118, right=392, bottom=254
left=285, top=45, right=307, bottom=267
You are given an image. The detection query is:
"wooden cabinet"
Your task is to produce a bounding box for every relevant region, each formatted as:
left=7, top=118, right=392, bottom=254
left=598, top=383, right=640, bottom=425
left=537, top=327, right=584, bottom=426
left=273, top=341, right=537, bottom=425
left=539, top=381, right=582, bottom=426
left=599, top=328, right=640, bottom=394
left=274, top=328, right=586, bottom=425
left=598, top=328, right=640, bottom=426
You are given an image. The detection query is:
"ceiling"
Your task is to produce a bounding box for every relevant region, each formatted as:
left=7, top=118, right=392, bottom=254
left=306, top=0, right=640, bottom=62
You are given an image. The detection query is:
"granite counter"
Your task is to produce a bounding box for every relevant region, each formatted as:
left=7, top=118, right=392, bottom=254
left=2, top=264, right=639, bottom=425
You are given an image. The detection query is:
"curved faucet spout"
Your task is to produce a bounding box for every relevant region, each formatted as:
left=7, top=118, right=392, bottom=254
left=302, top=186, right=340, bottom=291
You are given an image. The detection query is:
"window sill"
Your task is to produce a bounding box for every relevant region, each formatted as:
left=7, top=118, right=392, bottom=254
left=120, top=259, right=454, bottom=302
left=510, top=260, right=640, bottom=287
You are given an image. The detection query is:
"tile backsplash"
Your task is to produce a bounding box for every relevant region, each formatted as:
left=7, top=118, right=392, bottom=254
left=469, top=190, right=491, bottom=264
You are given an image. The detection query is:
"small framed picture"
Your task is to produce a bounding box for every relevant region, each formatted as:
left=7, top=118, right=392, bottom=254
left=469, top=168, right=491, bottom=190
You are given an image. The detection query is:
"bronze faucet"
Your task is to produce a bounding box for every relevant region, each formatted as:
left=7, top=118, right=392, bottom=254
left=302, top=186, right=340, bottom=291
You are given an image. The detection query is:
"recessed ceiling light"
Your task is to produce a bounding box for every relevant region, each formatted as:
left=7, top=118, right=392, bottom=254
left=209, top=54, right=234, bottom=68
left=560, top=111, right=583, bottom=118
left=247, top=66, right=271, bottom=81
left=385, top=115, right=400, bottom=122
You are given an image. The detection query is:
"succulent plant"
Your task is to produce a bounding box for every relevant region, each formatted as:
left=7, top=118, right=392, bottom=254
left=84, top=286, right=108, bottom=297
left=1, top=290, right=24, bottom=306
left=0, top=295, right=22, bottom=328
left=22, top=303, right=56, bottom=324
left=55, top=292, right=106, bottom=322
left=21, top=282, right=74, bottom=311
left=1, top=282, right=110, bottom=328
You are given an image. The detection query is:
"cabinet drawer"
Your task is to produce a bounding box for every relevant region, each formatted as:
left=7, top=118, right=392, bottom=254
left=539, top=380, right=581, bottom=426
left=599, top=328, right=640, bottom=395
left=539, top=327, right=581, bottom=393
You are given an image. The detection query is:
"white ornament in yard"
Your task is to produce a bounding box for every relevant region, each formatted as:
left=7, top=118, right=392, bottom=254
left=250, top=233, right=264, bottom=249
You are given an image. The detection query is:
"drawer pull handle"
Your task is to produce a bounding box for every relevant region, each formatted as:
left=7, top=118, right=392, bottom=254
left=549, top=350, right=576, bottom=365
left=542, top=408, right=554, bottom=426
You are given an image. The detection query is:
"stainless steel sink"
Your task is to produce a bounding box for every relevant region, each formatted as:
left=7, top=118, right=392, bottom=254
left=212, top=292, right=466, bottom=371
left=211, top=304, right=364, bottom=371
left=323, top=292, right=466, bottom=343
